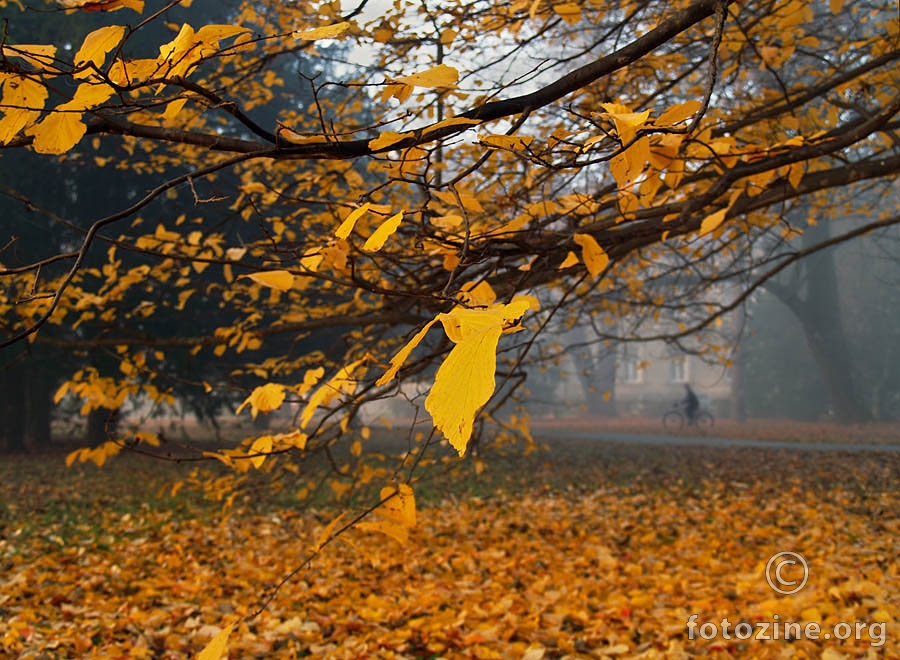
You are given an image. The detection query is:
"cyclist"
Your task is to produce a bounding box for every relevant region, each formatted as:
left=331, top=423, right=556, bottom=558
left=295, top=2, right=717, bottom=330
left=683, top=383, right=700, bottom=426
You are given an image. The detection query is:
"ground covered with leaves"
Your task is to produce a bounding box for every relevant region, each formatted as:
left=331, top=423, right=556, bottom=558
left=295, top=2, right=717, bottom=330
left=2, top=431, right=899, bottom=659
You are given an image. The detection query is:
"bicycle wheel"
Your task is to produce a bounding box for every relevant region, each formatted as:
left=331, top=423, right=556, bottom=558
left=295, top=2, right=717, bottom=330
left=696, top=411, right=714, bottom=431
left=662, top=410, right=684, bottom=432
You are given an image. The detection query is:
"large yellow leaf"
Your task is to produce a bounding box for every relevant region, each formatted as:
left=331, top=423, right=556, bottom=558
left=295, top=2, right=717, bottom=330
left=74, top=25, right=125, bottom=78
left=363, top=211, right=403, bottom=252
left=196, top=623, right=233, bottom=660
left=242, top=269, right=294, bottom=291
left=396, top=64, right=458, bottom=88
left=26, top=112, right=87, bottom=154
left=573, top=233, right=609, bottom=277
left=426, top=319, right=503, bottom=455
left=425, top=297, right=539, bottom=455
left=235, top=383, right=286, bottom=419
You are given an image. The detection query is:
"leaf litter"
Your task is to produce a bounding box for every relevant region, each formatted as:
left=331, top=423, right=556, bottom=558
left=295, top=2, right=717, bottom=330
left=1, top=437, right=898, bottom=659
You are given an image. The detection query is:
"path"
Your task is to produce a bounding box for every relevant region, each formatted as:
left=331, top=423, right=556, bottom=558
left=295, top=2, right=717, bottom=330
left=539, top=430, right=900, bottom=453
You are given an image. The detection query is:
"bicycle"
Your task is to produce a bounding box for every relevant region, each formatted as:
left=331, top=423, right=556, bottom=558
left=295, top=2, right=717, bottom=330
left=662, top=401, right=714, bottom=432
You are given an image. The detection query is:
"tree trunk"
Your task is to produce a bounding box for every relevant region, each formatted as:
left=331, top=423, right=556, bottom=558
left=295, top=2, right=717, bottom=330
left=574, top=344, right=618, bottom=417
left=766, top=220, right=869, bottom=424
left=86, top=407, right=118, bottom=446
left=26, top=369, right=53, bottom=449
left=0, top=360, right=27, bottom=453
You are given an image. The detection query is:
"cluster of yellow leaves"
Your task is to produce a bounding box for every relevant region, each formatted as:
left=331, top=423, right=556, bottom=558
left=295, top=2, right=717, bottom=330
left=3, top=444, right=898, bottom=659
left=0, top=20, right=252, bottom=153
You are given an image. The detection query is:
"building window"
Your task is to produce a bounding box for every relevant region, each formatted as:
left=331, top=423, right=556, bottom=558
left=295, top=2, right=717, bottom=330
left=618, top=346, right=643, bottom=384
left=669, top=355, right=689, bottom=383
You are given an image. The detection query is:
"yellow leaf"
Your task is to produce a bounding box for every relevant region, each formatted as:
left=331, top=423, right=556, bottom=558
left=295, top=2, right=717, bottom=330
left=0, top=44, right=58, bottom=70
left=425, top=297, right=539, bottom=455
left=162, top=98, right=188, bottom=125
left=427, top=320, right=502, bottom=455
left=59, top=82, right=116, bottom=111
left=235, top=383, right=286, bottom=419
left=312, top=512, right=347, bottom=552
left=242, top=269, right=294, bottom=291
left=480, top=134, right=535, bottom=150
left=654, top=100, right=702, bottom=127
left=378, top=484, right=416, bottom=527
left=573, top=234, right=608, bottom=277
left=376, top=318, right=440, bottom=386
left=0, top=75, right=47, bottom=143
left=295, top=366, right=325, bottom=396
left=65, top=448, right=84, bottom=467
left=558, top=251, right=579, bottom=269
left=335, top=203, right=370, bottom=239
left=57, top=0, right=143, bottom=12
left=457, top=281, right=496, bottom=307
left=829, top=0, right=843, bottom=13
left=601, top=104, right=651, bottom=144
left=427, top=116, right=480, bottom=133
left=300, top=358, right=368, bottom=428
left=699, top=208, right=728, bottom=236
left=295, top=21, right=351, bottom=41
left=107, top=58, right=158, bottom=86
left=395, top=63, right=458, bottom=88
left=431, top=189, right=484, bottom=213
left=363, top=211, right=403, bottom=252
left=74, top=25, right=125, bottom=78
left=300, top=249, right=323, bottom=272
left=368, top=130, right=413, bottom=151
left=357, top=519, right=409, bottom=544
left=194, top=24, right=252, bottom=46
left=26, top=112, right=87, bottom=154
left=439, top=28, right=458, bottom=45
left=553, top=2, right=582, bottom=24
left=249, top=435, right=273, bottom=469
left=788, top=161, right=804, bottom=189
left=196, top=623, right=233, bottom=660
left=350, top=440, right=362, bottom=457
